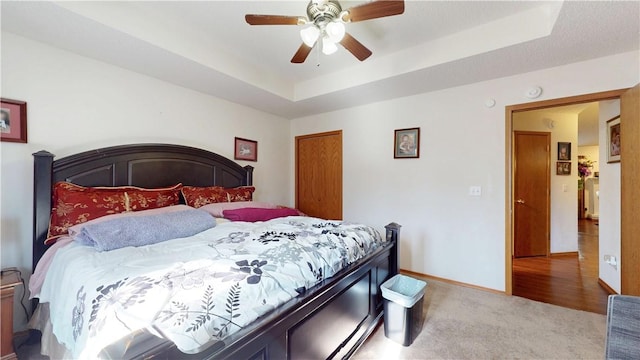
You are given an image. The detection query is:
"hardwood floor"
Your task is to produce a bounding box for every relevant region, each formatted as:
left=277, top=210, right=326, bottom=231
left=513, top=219, right=610, bottom=314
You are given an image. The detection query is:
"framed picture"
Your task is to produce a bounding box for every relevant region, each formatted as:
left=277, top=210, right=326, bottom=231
left=606, top=115, right=620, bottom=163
left=557, top=142, right=571, bottom=160
left=1, top=98, right=27, bottom=143
left=394, top=127, right=420, bottom=159
left=234, top=137, right=257, bottom=161
left=556, top=161, right=571, bottom=175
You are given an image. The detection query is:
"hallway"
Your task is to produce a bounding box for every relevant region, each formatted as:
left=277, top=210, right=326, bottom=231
left=512, top=219, right=610, bottom=314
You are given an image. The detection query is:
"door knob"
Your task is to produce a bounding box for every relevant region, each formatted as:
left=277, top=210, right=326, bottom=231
left=516, top=199, right=525, bottom=204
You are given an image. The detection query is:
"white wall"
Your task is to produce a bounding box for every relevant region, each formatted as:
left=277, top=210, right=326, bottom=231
left=291, top=51, right=639, bottom=291
left=0, top=33, right=291, bottom=330
left=513, top=112, right=578, bottom=253
left=598, top=100, right=621, bottom=292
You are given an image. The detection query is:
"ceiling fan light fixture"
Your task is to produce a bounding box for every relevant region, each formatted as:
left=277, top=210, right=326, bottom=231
left=246, top=0, right=405, bottom=63
left=321, top=36, right=338, bottom=55
left=300, top=26, right=320, bottom=47
left=325, top=20, right=345, bottom=42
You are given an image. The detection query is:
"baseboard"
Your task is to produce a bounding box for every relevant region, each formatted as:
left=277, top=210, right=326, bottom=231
left=550, top=251, right=579, bottom=257
left=598, top=278, right=618, bottom=295
left=399, top=269, right=505, bottom=295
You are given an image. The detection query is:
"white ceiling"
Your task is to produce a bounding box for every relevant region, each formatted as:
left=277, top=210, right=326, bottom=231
left=1, top=1, right=639, bottom=119
left=523, top=102, right=601, bottom=147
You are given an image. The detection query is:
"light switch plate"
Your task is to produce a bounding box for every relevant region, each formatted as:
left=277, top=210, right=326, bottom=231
left=469, top=186, right=482, bottom=196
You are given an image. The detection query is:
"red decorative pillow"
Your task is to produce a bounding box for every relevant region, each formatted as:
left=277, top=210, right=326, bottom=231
left=226, top=186, right=255, bottom=202
left=222, top=207, right=299, bottom=222
left=181, top=186, right=227, bottom=208
left=46, top=182, right=181, bottom=245
left=182, top=186, right=256, bottom=207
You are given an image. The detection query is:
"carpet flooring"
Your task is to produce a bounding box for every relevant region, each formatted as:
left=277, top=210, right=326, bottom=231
left=355, top=279, right=606, bottom=359
left=15, top=279, right=606, bottom=359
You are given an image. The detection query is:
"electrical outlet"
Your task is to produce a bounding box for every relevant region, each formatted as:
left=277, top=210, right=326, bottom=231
left=469, top=186, right=482, bottom=196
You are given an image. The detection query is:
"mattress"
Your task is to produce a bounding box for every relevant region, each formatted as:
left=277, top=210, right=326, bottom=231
left=33, top=216, right=384, bottom=359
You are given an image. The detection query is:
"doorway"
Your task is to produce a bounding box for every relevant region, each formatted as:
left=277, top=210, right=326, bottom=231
left=511, top=104, right=609, bottom=313
left=505, top=89, right=630, bottom=312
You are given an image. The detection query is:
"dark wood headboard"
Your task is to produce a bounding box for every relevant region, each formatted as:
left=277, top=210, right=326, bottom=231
left=32, top=143, right=253, bottom=271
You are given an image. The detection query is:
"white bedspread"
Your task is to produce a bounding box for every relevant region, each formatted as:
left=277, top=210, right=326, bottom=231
left=37, top=216, right=383, bottom=359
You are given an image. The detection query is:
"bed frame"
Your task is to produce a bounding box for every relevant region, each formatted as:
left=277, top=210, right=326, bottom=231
left=32, top=143, right=399, bottom=359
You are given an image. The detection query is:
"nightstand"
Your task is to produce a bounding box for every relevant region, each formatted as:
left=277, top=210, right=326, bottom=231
left=1, top=271, right=22, bottom=360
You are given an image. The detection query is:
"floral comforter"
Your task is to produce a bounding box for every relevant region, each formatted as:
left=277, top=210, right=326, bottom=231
left=37, top=216, right=384, bottom=359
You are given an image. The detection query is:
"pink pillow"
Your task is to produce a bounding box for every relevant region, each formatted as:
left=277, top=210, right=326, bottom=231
left=199, top=201, right=277, bottom=217
left=276, top=205, right=308, bottom=217
left=222, top=207, right=299, bottom=222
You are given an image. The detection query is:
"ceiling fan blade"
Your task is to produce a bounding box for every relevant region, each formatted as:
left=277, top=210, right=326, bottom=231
left=344, top=0, right=405, bottom=23
left=245, top=14, right=302, bottom=25
left=291, top=43, right=313, bottom=63
left=339, top=33, right=372, bottom=61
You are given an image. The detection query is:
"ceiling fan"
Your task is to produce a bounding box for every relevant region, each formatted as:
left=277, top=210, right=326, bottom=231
left=245, top=0, right=405, bottom=64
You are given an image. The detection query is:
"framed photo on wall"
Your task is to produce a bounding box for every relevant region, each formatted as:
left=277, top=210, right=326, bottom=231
left=606, top=115, right=620, bottom=163
left=394, top=127, right=420, bottom=159
left=0, top=98, right=27, bottom=143
left=234, top=137, right=257, bottom=161
left=557, top=142, right=571, bottom=160
left=556, top=161, right=571, bottom=175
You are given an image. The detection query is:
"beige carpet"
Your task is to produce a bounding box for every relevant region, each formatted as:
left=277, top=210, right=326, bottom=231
left=355, top=278, right=606, bottom=359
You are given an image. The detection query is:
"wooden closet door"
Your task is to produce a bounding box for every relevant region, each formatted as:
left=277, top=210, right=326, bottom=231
left=295, top=130, right=342, bottom=220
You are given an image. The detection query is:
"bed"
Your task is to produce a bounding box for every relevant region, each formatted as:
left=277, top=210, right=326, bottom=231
left=31, top=143, right=399, bottom=359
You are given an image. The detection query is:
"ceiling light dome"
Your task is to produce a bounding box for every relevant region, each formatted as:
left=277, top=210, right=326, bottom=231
left=321, top=36, right=338, bottom=55
left=325, top=20, right=345, bottom=42
left=300, top=26, right=320, bottom=46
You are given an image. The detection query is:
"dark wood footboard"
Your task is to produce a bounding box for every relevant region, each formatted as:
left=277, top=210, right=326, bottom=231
left=121, top=225, right=399, bottom=359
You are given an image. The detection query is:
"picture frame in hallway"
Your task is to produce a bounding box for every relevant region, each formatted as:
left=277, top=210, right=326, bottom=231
left=234, top=137, right=257, bottom=161
left=394, top=127, right=420, bottom=158
left=606, top=116, right=620, bottom=163
left=557, top=142, right=571, bottom=160
left=556, top=161, right=571, bottom=175
left=0, top=98, right=27, bottom=143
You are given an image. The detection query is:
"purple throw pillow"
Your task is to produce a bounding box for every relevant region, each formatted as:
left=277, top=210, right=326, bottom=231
left=222, top=207, right=299, bottom=222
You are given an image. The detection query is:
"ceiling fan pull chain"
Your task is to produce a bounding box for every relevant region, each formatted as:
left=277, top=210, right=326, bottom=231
left=316, top=42, right=321, bottom=67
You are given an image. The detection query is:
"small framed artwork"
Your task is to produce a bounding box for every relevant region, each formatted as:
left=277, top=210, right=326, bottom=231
left=1, top=98, right=27, bottom=143
left=556, top=161, right=571, bottom=175
left=234, top=137, right=257, bottom=161
left=394, top=127, right=420, bottom=159
left=557, top=142, right=571, bottom=160
left=606, top=115, right=620, bottom=163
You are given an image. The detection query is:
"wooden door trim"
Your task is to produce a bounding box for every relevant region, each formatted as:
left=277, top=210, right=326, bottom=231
left=620, top=84, right=639, bottom=295
left=295, top=130, right=343, bottom=218
left=505, top=89, right=629, bottom=295
left=513, top=131, right=551, bottom=258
